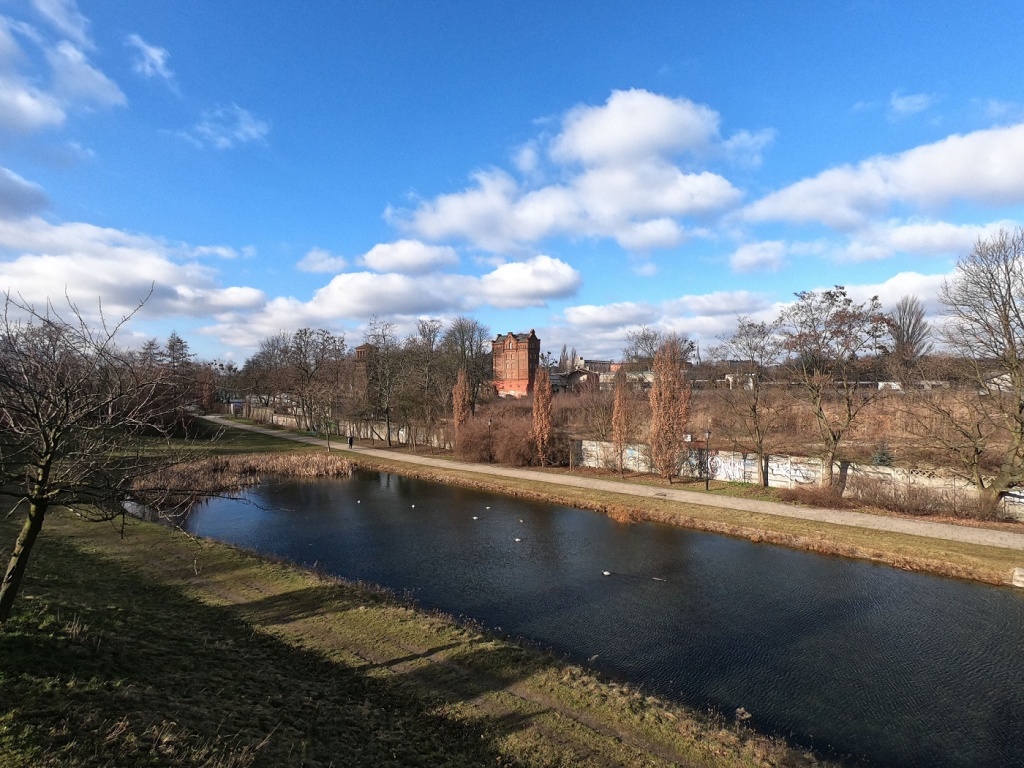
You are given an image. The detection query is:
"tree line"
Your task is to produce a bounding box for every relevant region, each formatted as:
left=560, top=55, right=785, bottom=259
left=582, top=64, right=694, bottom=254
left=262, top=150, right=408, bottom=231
left=4, top=229, right=1024, bottom=624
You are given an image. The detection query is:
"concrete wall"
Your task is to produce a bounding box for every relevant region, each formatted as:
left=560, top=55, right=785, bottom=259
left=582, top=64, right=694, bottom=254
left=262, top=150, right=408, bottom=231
left=578, top=440, right=1024, bottom=521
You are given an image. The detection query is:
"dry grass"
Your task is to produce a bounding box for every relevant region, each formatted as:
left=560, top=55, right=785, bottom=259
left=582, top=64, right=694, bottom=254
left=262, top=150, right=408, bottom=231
left=0, top=513, right=833, bottom=768
left=131, top=452, right=352, bottom=514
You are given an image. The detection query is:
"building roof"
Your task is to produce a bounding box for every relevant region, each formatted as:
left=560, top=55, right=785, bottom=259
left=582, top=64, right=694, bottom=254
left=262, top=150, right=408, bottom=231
left=493, top=329, right=538, bottom=343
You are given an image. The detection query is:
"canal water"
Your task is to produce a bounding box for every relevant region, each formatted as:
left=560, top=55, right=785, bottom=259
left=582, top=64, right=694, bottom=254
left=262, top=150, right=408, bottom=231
left=183, top=469, right=1024, bottom=767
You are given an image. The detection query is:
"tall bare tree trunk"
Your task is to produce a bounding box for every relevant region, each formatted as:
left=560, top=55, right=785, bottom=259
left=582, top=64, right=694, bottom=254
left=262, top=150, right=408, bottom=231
left=532, top=367, right=552, bottom=466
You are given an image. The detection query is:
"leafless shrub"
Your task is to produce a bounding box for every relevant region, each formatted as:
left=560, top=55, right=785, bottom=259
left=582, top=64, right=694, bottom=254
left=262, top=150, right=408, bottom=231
left=776, top=485, right=852, bottom=509
left=493, top=416, right=535, bottom=466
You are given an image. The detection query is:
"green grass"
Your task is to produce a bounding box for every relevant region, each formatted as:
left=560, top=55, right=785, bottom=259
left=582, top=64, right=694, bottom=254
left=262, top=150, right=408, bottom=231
left=0, top=513, right=828, bottom=768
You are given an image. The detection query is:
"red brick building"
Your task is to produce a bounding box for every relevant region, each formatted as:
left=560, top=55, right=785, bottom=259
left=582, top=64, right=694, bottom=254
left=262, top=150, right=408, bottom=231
left=492, top=330, right=540, bottom=398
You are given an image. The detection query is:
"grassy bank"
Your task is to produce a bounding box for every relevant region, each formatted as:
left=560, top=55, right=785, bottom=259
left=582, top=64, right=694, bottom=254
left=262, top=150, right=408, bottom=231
left=191, top=420, right=1024, bottom=584
left=0, top=513, right=829, bottom=768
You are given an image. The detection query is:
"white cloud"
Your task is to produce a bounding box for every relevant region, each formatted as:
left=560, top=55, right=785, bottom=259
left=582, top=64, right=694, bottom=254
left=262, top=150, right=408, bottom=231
left=30, top=0, right=91, bottom=49
left=297, top=247, right=347, bottom=273
left=889, top=90, right=933, bottom=119
left=201, top=255, right=581, bottom=347
left=397, top=164, right=739, bottom=252
left=0, top=74, right=65, bottom=132
left=193, top=244, right=244, bottom=260
left=391, top=89, right=749, bottom=253
left=574, top=163, right=741, bottom=222
left=359, top=239, right=458, bottom=274
left=745, top=123, right=1024, bottom=229
left=666, top=290, right=769, bottom=317
left=125, top=33, right=176, bottom=89
left=0, top=216, right=265, bottom=327
left=615, top=218, right=685, bottom=251
left=46, top=40, right=125, bottom=107
left=184, top=104, right=269, bottom=149
left=632, top=259, right=658, bottom=277
left=551, top=89, right=720, bottom=165
left=0, top=167, right=48, bottom=218
left=478, top=255, right=581, bottom=308
left=730, top=241, right=785, bottom=273
left=722, top=128, right=776, bottom=167
left=0, top=10, right=123, bottom=133
left=564, top=301, right=657, bottom=329
left=840, top=219, right=1015, bottom=262
left=559, top=289, right=774, bottom=359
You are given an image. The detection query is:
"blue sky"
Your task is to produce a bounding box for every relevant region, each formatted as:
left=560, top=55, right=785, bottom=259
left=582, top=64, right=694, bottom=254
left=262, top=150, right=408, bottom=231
left=3, top=0, right=1024, bottom=362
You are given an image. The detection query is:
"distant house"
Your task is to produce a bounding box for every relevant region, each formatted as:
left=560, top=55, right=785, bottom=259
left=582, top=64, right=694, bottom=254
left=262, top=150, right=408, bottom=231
left=492, top=330, right=540, bottom=398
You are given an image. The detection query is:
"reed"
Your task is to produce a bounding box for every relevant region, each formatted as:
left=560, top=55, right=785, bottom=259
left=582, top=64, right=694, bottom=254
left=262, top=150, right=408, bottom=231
left=131, top=452, right=352, bottom=513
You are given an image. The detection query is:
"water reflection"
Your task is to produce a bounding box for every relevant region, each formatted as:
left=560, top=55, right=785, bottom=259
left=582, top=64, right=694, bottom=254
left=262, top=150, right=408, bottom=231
left=183, top=469, right=1024, bottom=767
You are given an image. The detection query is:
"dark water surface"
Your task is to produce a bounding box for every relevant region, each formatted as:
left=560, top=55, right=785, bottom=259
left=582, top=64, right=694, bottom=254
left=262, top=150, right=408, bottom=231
left=183, top=469, right=1024, bottom=767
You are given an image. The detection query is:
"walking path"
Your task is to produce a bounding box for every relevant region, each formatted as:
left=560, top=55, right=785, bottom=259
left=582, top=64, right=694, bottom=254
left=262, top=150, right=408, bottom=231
left=206, top=416, right=1024, bottom=552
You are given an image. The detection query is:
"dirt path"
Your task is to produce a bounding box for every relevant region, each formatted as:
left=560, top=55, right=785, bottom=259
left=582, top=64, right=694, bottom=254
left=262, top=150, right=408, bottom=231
left=205, top=416, right=1024, bottom=553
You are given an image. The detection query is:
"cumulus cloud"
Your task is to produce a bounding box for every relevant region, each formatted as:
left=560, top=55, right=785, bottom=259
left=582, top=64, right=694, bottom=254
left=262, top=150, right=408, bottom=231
left=297, top=247, right=347, bottom=273
left=478, top=255, right=581, bottom=308
left=745, top=124, right=1024, bottom=229
left=559, top=289, right=774, bottom=359
left=183, top=104, right=269, bottom=149
left=0, top=167, right=49, bottom=218
left=840, top=219, right=1015, bottom=261
left=564, top=301, right=657, bottom=329
left=615, top=218, right=685, bottom=251
left=730, top=241, right=785, bottom=273
left=359, top=239, right=458, bottom=274
left=0, top=216, right=265, bottom=329
left=396, top=163, right=738, bottom=252
left=551, top=89, right=720, bottom=165
left=391, top=89, right=753, bottom=254
left=202, top=255, right=581, bottom=347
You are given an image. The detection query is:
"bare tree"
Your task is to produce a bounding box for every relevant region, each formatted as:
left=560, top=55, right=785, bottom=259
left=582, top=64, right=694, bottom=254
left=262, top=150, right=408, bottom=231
left=532, top=366, right=553, bottom=466
left=289, top=327, right=346, bottom=435
left=935, top=229, right=1024, bottom=514
left=886, top=295, right=932, bottom=386
left=441, top=316, right=491, bottom=412
left=399, top=319, right=446, bottom=447
left=710, top=316, right=785, bottom=486
left=622, top=325, right=663, bottom=371
left=647, top=335, right=692, bottom=482
left=240, top=332, right=292, bottom=420
left=362, top=317, right=401, bottom=446
left=0, top=294, right=195, bottom=624
left=779, top=286, right=887, bottom=488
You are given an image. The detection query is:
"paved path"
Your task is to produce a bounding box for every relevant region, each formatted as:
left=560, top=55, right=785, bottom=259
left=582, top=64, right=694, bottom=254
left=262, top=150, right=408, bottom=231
left=208, top=416, right=1024, bottom=552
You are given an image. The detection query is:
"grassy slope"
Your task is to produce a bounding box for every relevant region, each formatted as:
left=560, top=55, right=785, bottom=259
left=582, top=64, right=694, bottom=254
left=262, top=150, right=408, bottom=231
left=0, top=513, right=826, bottom=768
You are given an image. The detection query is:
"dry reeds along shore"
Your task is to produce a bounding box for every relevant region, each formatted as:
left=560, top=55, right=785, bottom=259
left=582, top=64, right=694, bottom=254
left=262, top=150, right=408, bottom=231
left=132, top=453, right=353, bottom=515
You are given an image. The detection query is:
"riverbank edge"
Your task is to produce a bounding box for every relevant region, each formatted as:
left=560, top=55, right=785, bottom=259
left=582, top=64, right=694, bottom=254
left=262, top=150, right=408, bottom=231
left=1, top=512, right=830, bottom=768
left=344, top=452, right=1023, bottom=587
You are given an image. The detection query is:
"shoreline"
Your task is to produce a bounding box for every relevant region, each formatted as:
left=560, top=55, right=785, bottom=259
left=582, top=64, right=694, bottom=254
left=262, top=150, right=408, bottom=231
left=1, top=512, right=833, bottom=767
left=344, top=450, right=1023, bottom=587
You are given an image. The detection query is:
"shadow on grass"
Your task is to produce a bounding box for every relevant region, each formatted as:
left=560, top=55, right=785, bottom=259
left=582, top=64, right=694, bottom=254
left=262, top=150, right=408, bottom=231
left=0, top=532, right=546, bottom=768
